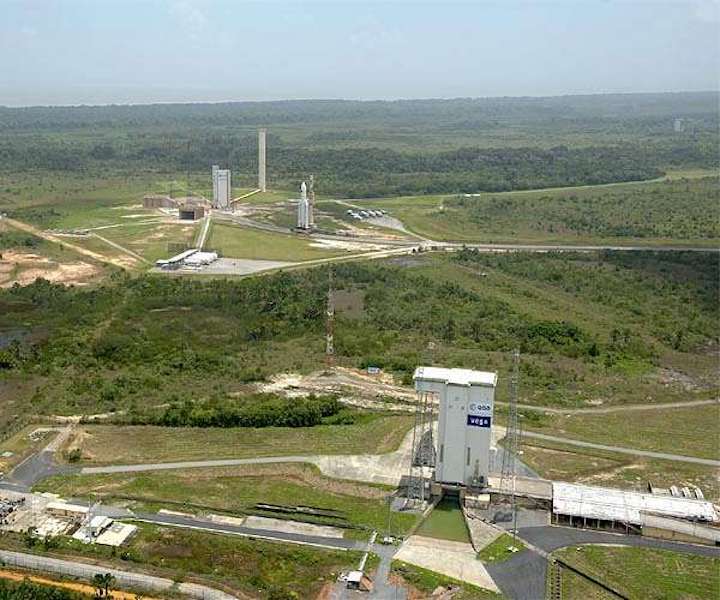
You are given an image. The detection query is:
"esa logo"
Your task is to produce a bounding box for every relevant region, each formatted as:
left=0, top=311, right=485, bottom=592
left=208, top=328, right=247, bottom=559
left=468, top=403, right=492, bottom=414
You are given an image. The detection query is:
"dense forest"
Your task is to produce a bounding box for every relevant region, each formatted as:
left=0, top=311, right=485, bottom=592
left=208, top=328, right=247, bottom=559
left=1, top=251, right=717, bottom=424
left=442, top=176, right=720, bottom=240
left=0, top=93, right=717, bottom=197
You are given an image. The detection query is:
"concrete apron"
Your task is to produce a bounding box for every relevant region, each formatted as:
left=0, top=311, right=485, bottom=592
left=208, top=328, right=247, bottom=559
left=394, top=535, right=500, bottom=593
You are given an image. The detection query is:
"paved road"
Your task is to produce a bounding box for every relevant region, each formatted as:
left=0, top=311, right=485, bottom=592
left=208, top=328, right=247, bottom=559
left=520, top=525, right=720, bottom=557
left=1, top=424, right=78, bottom=491
left=456, top=242, right=719, bottom=253
left=498, top=397, right=719, bottom=415
left=0, top=549, right=240, bottom=599
left=487, top=525, right=720, bottom=600
left=522, top=431, right=720, bottom=466
left=486, top=544, right=547, bottom=600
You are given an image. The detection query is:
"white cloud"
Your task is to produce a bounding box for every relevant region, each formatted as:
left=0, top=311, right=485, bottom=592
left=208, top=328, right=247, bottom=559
left=170, top=0, right=209, bottom=38
left=694, top=0, right=720, bottom=24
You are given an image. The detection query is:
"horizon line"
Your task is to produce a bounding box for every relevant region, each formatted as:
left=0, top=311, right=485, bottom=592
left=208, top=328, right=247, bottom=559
left=1, top=89, right=718, bottom=110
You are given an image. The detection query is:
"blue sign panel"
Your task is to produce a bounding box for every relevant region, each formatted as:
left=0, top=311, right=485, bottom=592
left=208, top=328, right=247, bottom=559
left=467, top=415, right=491, bottom=428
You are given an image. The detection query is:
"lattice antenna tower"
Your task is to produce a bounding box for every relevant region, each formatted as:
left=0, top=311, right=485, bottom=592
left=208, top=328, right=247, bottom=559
left=499, top=349, right=521, bottom=535
left=499, top=349, right=520, bottom=487
left=405, top=370, right=436, bottom=508
left=325, top=267, right=335, bottom=367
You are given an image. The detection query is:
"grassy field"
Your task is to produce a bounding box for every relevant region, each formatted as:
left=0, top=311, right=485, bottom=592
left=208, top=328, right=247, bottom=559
left=523, top=403, right=720, bottom=460
left=519, top=438, right=720, bottom=500
left=0, top=522, right=358, bottom=599
left=554, top=545, right=720, bottom=600
left=365, top=174, right=720, bottom=245
left=391, top=560, right=503, bottom=599
left=207, top=221, right=349, bottom=261
left=67, top=415, right=412, bottom=464
left=415, top=497, right=471, bottom=543
left=476, top=533, right=525, bottom=563
left=35, top=462, right=417, bottom=536
left=87, top=221, right=198, bottom=263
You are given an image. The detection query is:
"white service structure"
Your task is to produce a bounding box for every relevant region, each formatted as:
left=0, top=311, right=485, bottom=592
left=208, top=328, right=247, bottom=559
left=414, top=366, right=497, bottom=486
left=212, top=167, right=231, bottom=209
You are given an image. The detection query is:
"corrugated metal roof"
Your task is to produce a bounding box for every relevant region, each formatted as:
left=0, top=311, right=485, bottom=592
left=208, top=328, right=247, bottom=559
left=553, top=482, right=718, bottom=525
left=413, top=366, right=497, bottom=387
left=46, top=502, right=89, bottom=514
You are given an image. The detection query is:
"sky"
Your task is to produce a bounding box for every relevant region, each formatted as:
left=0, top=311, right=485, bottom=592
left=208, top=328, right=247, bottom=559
left=1, top=0, right=718, bottom=106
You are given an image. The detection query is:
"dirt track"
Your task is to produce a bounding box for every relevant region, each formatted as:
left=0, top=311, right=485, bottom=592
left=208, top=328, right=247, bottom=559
left=3, top=217, right=139, bottom=270
left=0, top=567, right=161, bottom=599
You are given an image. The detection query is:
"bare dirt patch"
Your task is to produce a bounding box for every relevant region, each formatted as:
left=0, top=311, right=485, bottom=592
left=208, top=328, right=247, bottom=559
left=253, top=367, right=416, bottom=411
left=0, top=250, right=100, bottom=287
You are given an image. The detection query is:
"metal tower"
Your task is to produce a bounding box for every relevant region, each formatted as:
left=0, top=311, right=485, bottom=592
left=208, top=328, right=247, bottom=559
left=405, top=372, right=436, bottom=508
left=325, top=268, right=334, bottom=366
left=499, top=349, right=522, bottom=535
left=258, top=129, right=267, bottom=192
left=307, top=174, right=316, bottom=228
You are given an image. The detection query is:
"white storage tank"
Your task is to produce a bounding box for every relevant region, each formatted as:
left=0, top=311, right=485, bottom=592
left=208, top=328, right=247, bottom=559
left=413, top=366, right=497, bottom=486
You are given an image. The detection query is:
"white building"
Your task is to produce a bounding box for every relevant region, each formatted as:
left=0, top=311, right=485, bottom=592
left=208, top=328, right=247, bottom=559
left=211, top=165, right=219, bottom=205
left=414, top=366, right=497, bottom=486
left=212, top=167, right=231, bottom=209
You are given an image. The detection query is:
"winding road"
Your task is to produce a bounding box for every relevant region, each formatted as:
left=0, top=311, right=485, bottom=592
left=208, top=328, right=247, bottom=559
left=521, top=431, right=720, bottom=466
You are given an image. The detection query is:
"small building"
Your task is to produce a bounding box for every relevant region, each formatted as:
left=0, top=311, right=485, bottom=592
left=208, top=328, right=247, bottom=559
left=155, top=248, right=198, bottom=270
left=183, top=251, right=218, bottom=267
left=178, top=205, right=205, bottom=220
left=46, top=502, right=89, bottom=519
left=346, top=571, right=372, bottom=592
left=96, top=522, right=137, bottom=547
left=143, top=195, right=177, bottom=209
left=88, top=515, right=113, bottom=537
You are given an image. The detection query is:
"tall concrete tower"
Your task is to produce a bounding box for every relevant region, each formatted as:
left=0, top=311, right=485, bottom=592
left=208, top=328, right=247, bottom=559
left=258, top=128, right=267, bottom=192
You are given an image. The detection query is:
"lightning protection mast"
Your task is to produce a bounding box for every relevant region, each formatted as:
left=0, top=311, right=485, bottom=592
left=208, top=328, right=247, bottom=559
left=325, top=268, right=335, bottom=367
left=500, top=349, right=521, bottom=539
